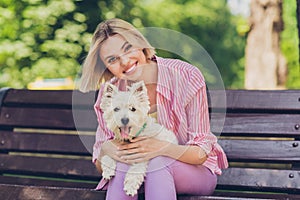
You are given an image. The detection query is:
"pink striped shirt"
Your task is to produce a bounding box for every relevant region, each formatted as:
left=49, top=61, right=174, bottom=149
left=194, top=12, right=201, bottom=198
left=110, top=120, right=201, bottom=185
left=93, top=56, right=228, bottom=180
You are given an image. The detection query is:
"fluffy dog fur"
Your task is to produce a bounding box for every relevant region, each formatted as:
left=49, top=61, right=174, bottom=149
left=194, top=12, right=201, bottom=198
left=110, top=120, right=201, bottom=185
left=100, top=81, right=178, bottom=196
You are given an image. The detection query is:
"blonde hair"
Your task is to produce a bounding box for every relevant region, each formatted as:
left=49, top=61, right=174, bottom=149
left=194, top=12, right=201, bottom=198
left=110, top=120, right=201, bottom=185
left=79, top=18, right=156, bottom=92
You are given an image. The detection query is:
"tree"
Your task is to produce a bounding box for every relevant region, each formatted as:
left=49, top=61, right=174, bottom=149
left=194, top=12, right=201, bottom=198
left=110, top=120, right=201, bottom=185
left=0, top=0, right=91, bottom=88
left=282, top=0, right=300, bottom=89
left=245, top=0, right=287, bottom=89
left=101, top=0, right=246, bottom=88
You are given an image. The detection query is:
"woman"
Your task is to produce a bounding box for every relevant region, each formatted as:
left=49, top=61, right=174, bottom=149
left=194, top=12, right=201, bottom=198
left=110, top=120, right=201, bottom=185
left=80, top=18, right=228, bottom=200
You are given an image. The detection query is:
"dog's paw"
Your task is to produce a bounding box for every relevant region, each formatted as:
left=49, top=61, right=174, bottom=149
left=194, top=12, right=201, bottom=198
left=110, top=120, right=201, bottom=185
left=124, top=180, right=139, bottom=196
left=124, top=173, right=145, bottom=196
left=101, top=156, right=116, bottom=180
left=102, top=167, right=115, bottom=180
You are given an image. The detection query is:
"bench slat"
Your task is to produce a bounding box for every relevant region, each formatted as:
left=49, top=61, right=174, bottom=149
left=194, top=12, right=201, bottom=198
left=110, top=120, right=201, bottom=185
left=0, top=107, right=97, bottom=130
left=3, top=89, right=97, bottom=107
left=0, top=183, right=298, bottom=200
left=219, top=139, right=300, bottom=162
left=3, top=90, right=73, bottom=106
left=4, top=89, right=300, bottom=110
left=218, top=167, right=300, bottom=192
left=189, top=192, right=300, bottom=200
left=209, top=90, right=300, bottom=110
left=0, top=154, right=99, bottom=179
left=0, top=183, right=106, bottom=200
left=212, top=113, right=300, bottom=136
left=0, top=176, right=97, bottom=189
left=0, top=131, right=93, bottom=155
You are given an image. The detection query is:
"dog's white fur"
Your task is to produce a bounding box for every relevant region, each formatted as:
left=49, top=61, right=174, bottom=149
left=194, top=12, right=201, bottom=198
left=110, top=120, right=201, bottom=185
left=100, top=81, right=178, bottom=196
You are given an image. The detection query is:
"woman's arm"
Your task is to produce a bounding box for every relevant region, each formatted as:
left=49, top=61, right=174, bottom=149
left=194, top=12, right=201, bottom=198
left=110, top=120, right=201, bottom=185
left=116, top=137, right=207, bottom=165
left=162, top=143, right=207, bottom=165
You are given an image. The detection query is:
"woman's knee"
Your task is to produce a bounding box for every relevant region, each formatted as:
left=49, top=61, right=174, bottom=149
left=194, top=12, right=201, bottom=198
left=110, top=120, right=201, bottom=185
left=147, top=156, right=176, bottom=173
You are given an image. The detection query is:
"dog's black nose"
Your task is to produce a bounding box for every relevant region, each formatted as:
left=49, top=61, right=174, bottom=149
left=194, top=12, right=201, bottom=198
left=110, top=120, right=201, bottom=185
left=121, top=117, right=129, bottom=125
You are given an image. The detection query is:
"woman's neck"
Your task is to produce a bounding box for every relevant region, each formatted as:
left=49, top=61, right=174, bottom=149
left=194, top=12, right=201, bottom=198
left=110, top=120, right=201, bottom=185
left=137, top=61, right=158, bottom=85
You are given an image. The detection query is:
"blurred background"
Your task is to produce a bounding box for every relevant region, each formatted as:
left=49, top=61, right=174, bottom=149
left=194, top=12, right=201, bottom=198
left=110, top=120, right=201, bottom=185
left=0, top=0, right=299, bottom=90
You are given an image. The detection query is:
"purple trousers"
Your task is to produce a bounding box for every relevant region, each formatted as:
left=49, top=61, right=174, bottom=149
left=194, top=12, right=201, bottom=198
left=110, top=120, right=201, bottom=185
left=104, top=156, right=217, bottom=200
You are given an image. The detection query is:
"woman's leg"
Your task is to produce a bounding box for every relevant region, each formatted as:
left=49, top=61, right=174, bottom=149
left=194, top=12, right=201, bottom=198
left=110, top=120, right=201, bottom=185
left=144, top=156, right=217, bottom=199
left=105, top=162, right=138, bottom=200
left=144, top=156, right=177, bottom=200
left=172, top=161, right=217, bottom=195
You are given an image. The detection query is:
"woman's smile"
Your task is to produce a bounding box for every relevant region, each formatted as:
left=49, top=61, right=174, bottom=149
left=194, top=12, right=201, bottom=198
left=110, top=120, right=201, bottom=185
left=100, top=34, right=147, bottom=80
left=123, top=62, right=137, bottom=75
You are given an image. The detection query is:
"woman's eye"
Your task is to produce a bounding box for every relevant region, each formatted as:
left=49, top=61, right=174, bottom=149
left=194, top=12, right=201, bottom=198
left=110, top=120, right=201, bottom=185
left=129, top=107, right=136, bottom=112
left=125, top=44, right=132, bottom=52
left=114, top=107, right=120, bottom=112
left=108, top=57, right=118, bottom=64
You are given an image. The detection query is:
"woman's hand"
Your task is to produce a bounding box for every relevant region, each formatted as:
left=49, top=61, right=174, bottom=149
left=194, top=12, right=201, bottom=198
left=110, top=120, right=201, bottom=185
left=116, top=137, right=170, bottom=164
left=100, top=140, right=128, bottom=163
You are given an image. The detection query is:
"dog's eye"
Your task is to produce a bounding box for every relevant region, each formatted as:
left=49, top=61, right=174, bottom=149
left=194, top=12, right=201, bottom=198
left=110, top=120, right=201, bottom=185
left=129, top=107, right=136, bottom=112
left=114, top=107, right=120, bottom=112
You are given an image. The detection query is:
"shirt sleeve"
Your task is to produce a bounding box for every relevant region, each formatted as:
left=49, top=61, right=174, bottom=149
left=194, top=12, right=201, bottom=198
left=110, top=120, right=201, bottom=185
left=185, top=71, right=217, bottom=155
left=92, top=84, right=114, bottom=163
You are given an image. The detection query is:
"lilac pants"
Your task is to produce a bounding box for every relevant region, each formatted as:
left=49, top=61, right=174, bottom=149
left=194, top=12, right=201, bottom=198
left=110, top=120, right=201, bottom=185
left=104, top=156, right=217, bottom=200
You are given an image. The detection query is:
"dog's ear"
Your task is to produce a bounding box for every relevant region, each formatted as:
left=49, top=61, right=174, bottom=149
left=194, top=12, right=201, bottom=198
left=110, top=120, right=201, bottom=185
left=130, top=81, right=147, bottom=94
left=103, top=83, right=118, bottom=98
left=129, top=81, right=149, bottom=107
left=100, top=83, right=118, bottom=111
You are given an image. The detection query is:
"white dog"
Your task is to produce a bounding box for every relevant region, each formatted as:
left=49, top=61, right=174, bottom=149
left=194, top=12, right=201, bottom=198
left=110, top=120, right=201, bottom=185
left=100, top=81, right=178, bottom=196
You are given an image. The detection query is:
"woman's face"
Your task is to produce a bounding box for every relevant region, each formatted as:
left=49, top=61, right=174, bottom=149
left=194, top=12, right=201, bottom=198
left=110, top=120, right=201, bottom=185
left=99, top=34, right=148, bottom=80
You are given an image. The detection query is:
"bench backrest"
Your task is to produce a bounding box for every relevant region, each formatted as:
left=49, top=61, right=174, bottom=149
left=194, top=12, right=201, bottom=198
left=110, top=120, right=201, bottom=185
left=0, top=88, right=300, bottom=194
left=0, top=88, right=99, bottom=188
left=211, top=90, right=300, bottom=194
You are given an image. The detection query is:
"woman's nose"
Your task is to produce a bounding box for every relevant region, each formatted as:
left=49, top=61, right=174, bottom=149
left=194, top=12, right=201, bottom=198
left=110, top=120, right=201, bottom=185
left=119, top=55, right=130, bottom=66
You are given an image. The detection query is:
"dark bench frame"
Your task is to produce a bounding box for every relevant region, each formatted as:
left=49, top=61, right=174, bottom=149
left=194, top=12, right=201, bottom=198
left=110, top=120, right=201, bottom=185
left=0, top=88, right=300, bottom=200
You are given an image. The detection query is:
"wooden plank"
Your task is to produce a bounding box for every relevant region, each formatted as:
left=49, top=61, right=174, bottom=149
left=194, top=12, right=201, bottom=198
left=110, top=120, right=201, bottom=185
left=211, top=113, right=300, bottom=136
left=0, top=154, right=99, bottom=179
left=72, top=90, right=98, bottom=107
left=0, top=131, right=94, bottom=155
left=0, top=107, right=97, bottom=130
left=0, top=107, right=75, bottom=129
left=72, top=108, right=98, bottom=130
left=218, top=167, right=300, bottom=192
left=3, top=89, right=73, bottom=105
left=179, top=192, right=300, bottom=200
left=0, top=184, right=106, bottom=200
left=0, top=176, right=97, bottom=189
left=3, top=89, right=97, bottom=107
left=209, top=90, right=300, bottom=111
left=3, top=89, right=300, bottom=110
left=6, top=89, right=299, bottom=111
left=0, top=183, right=299, bottom=200
left=219, top=139, right=300, bottom=162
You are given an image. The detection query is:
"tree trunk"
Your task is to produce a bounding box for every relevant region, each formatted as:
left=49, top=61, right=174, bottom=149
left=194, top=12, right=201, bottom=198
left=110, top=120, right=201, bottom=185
left=245, top=0, right=287, bottom=89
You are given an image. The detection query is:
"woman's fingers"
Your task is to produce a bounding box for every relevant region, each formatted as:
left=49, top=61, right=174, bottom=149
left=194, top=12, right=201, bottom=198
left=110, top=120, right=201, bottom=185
left=121, top=152, right=150, bottom=164
left=118, top=140, right=143, bottom=150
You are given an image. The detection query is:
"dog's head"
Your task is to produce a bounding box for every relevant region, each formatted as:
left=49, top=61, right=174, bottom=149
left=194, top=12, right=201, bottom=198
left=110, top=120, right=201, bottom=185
left=100, top=81, right=150, bottom=140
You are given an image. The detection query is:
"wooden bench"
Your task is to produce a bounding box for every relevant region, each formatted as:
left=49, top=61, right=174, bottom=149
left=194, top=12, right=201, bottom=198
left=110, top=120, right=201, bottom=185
left=0, top=88, right=299, bottom=200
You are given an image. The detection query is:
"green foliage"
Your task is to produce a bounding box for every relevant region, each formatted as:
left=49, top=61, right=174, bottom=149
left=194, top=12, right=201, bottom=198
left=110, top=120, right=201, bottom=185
left=0, top=0, right=91, bottom=88
left=96, top=0, right=247, bottom=88
left=0, top=0, right=298, bottom=89
left=281, top=0, right=300, bottom=89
